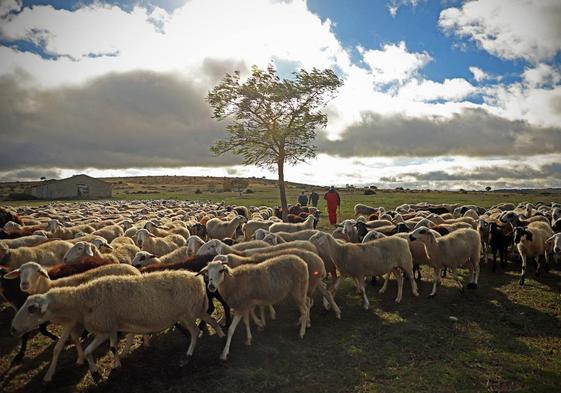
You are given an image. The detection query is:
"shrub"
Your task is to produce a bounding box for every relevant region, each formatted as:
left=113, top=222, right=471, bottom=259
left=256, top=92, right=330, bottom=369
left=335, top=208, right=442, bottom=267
left=194, top=188, right=202, bottom=194
left=363, top=189, right=376, bottom=195
left=245, top=188, right=254, bottom=194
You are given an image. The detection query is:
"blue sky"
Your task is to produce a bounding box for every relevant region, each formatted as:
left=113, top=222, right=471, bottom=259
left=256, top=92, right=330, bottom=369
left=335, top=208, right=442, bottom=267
left=0, top=0, right=560, bottom=188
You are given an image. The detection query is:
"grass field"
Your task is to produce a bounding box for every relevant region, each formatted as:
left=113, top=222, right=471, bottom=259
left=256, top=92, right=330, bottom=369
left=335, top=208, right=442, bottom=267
left=1, top=176, right=561, bottom=393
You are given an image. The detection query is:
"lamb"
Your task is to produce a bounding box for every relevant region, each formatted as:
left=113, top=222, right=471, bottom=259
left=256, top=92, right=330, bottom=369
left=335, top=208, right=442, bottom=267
left=514, top=223, right=554, bottom=285
left=268, top=215, right=316, bottom=234
left=205, top=215, right=247, bottom=240
left=199, top=255, right=309, bottom=360
left=0, top=233, right=48, bottom=249
left=92, top=224, right=124, bottom=243
left=186, top=235, right=205, bottom=256
left=214, top=249, right=341, bottom=321
left=408, top=227, right=481, bottom=297
left=309, top=232, right=419, bottom=308
left=242, top=220, right=274, bottom=241
left=135, top=228, right=186, bottom=256
left=0, top=240, right=74, bottom=269
left=11, top=271, right=225, bottom=381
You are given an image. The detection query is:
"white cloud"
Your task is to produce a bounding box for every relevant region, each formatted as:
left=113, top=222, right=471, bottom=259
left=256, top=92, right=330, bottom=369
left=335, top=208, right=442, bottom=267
left=522, top=64, right=561, bottom=88
left=439, top=0, right=561, bottom=62
left=469, top=66, right=488, bottom=82
left=386, top=0, right=421, bottom=18
left=359, top=41, right=432, bottom=85
left=398, top=78, right=476, bottom=102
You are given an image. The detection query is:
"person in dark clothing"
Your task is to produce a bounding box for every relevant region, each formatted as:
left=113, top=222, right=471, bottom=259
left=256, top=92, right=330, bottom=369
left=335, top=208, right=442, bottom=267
left=309, top=190, right=319, bottom=207
left=297, top=191, right=308, bottom=206
left=324, top=186, right=341, bottom=225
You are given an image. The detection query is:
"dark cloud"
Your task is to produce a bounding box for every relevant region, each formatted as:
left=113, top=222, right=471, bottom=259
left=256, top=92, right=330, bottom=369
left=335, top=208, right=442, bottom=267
left=0, top=168, right=62, bottom=182
left=317, top=108, right=561, bottom=157
left=380, top=162, right=561, bottom=182
left=0, top=68, right=243, bottom=171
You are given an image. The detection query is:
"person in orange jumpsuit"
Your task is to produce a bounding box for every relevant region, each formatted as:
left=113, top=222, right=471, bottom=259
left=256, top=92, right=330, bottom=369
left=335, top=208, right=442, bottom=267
left=323, top=186, right=341, bottom=225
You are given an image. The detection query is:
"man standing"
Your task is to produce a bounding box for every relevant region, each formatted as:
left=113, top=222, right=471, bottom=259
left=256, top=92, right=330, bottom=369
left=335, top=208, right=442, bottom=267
left=297, top=191, right=308, bottom=206
left=309, top=190, right=319, bottom=207
left=323, top=186, right=340, bottom=225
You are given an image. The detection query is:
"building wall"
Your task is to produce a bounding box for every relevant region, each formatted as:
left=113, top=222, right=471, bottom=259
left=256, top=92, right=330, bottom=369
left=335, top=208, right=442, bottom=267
left=30, top=175, right=112, bottom=199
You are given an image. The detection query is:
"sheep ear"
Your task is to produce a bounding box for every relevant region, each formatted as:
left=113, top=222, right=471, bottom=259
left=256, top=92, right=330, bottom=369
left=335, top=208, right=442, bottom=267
left=85, top=244, right=94, bottom=257
left=104, top=244, right=114, bottom=250
left=195, top=266, right=208, bottom=276
left=545, top=236, right=554, bottom=246
left=40, top=298, right=50, bottom=314
left=335, top=224, right=342, bottom=228
left=4, top=269, right=20, bottom=279
left=148, top=232, right=156, bottom=237
left=38, top=267, right=49, bottom=279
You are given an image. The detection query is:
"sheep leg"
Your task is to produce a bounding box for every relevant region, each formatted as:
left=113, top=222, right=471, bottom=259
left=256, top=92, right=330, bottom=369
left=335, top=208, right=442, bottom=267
left=268, top=305, right=276, bottom=320
left=70, top=326, right=85, bottom=365
left=297, top=299, right=308, bottom=338
left=519, top=254, right=527, bottom=285
left=451, top=267, right=464, bottom=293
left=413, top=264, right=422, bottom=281
left=43, top=323, right=75, bottom=383
left=39, top=323, right=58, bottom=341
left=404, top=266, right=419, bottom=297
left=357, top=279, right=370, bottom=310
left=215, top=292, right=232, bottom=328
left=378, top=272, right=391, bottom=294
left=12, top=334, right=29, bottom=365
left=121, top=334, right=135, bottom=357
left=331, top=275, right=344, bottom=295
left=394, top=268, right=404, bottom=303
left=259, top=306, right=267, bottom=327
left=178, top=321, right=200, bottom=366
left=84, top=334, right=109, bottom=381
left=250, top=307, right=265, bottom=329
left=467, top=258, right=480, bottom=289
left=243, top=313, right=253, bottom=346
left=318, top=281, right=341, bottom=319
left=198, top=313, right=225, bottom=338
left=428, top=268, right=440, bottom=298
left=220, top=312, right=243, bottom=361
left=109, top=333, right=121, bottom=368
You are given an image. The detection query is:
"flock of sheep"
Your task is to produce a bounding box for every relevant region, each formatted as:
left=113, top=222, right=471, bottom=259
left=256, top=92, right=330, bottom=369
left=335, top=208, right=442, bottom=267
left=0, top=199, right=560, bottom=384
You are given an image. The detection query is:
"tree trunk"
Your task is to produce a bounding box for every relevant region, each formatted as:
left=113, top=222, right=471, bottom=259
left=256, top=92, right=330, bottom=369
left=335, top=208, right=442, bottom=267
left=277, top=158, right=289, bottom=222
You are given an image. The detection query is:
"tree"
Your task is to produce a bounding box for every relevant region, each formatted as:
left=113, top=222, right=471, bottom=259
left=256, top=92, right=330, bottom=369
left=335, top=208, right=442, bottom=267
left=485, top=186, right=492, bottom=192
left=207, top=64, right=342, bottom=220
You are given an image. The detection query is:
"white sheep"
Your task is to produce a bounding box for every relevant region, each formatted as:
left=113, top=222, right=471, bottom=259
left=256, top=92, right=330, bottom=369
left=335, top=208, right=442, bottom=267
left=309, top=232, right=419, bottom=308
left=0, top=240, right=74, bottom=269
left=0, top=234, right=48, bottom=249
left=6, top=262, right=140, bottom=382
left=199, top=255, right=309, bottom=360
left=408, top=227, right=481, bottom=296
left=353, top=203, right=377, bottom=217
left=362, top=230, right=387, bottom=243
left=186, top=235, right=205, bottom=256
left=47, top=220, right=96, bottom=240
left=206, top=215, right=247, bottom=240
left=252, top=228, right=270, bottom=241
left=131, top=246, right=189, bottom=267
left=11, top=271, right=225, bottom=380
left=514, top=223, right=554, bottom=285
left=135, top=229, right=186, bottom=256
left=92, top=224, right=124, bottom=243
left=242, top=220, right=274, bottom=241
left=268, top=215, right=316, bottom=234
left=196, top=239, right=269, bottom=257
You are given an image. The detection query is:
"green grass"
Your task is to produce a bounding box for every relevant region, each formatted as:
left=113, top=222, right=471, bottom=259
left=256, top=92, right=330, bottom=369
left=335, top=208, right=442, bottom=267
left=1, top=177, right=561, bottom=392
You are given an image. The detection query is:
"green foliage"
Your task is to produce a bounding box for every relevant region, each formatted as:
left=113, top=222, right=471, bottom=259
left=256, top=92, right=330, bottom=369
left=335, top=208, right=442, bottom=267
left=207, top=64, right=343, bottom=168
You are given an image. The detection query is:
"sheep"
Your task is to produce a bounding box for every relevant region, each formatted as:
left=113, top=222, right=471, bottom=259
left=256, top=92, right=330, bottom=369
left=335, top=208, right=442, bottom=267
left=362, top=230, right=386, bottom=243
left=489, top=222, right=513, bottom=272
left=90, top=237, right=140, bottom=264
left=0, top=240, right=74, bottom=269
left=131, top=246, right=190, bottom=268
left=196, top=239, right=269, bottom=257
left=408, top=227, right=481, bottom=297
left=332, top=227, right=348, bottom=241
left=514, top=223, right=554, bottom=285
left=309, top=232, right=419, bottom=308
left=0, top=233, right=48, bottom=249
left=499, top=211, right=549, bottom=227
left=11, top=271, right=225, bottom=381
left=268, top=215, right=316, bottom=234
left=444, top=217, right=477, bottom=229
left=337, top=219, right=360, bottom=243
left=47, top=220, right=96, bottom=240
left=272, top=229, right=320, bottom=243
left=186, top=235, right=205, bottom=256
left=144, top=221, right=190, bottom=240
left=92, top=224, right=124, bottom=243
left=242, top=220, right=274, bottom=241
left=0, top=207, right=23, bottom=228
left=354, top=204, right=377, bottom=217
left=205, top=215, right=247, bottom=240
left=252, top=228, right=270, bottom=241
left=186, top=222, right=207, bottom=239
left=135, top=229, right=186, bottom=256
left=137, top=254, right=231, bottom=329
left=0, top=266, right=58, bottom=364
left=199, top=255, right=309, bottom=360
left=546, top=233, right=561, bottom=255
left=214, top=249, right=341, bottom=321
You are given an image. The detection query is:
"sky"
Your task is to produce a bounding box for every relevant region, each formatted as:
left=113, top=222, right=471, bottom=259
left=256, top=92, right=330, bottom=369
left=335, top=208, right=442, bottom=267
left=0, top=0, right=560, bottom=189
